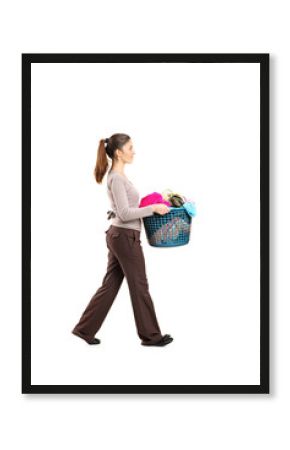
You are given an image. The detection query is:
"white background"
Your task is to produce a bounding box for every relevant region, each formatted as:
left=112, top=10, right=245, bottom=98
left=2, top=0, right=285, bottom=449
left=31, top=61, right=260, bottom=386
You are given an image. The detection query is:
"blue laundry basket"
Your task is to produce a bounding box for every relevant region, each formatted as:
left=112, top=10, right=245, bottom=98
left=143, top=206, right=192, bottom=247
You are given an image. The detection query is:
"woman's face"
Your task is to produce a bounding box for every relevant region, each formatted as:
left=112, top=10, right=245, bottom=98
left=117, top=140, right=136, bottom=164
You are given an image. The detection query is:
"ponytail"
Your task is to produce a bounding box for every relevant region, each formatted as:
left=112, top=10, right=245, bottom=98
left=94, top=139, right=108, bottom=184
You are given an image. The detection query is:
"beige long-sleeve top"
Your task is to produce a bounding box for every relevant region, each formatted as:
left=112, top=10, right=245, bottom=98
left=106, top=170, right=154, bottom=231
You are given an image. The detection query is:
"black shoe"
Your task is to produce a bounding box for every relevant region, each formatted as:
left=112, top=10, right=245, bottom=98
left=87, top=337, right=101, bottom=345
left=72, top=329, right=101, bottom=345
left=141, top=334, right=173, bottom=346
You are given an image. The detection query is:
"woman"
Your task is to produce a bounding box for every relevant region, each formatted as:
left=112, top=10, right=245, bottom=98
left=72, top=133, right=173, bottom=347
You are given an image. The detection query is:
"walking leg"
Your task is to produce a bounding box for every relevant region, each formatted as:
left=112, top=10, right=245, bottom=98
left=72, top=248, right=124, bottom=343
left=112, top=232, right=163, bottom=344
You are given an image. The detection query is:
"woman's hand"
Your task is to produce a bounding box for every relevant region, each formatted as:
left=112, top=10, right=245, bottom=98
left=152, top=204, right=171, bottom=215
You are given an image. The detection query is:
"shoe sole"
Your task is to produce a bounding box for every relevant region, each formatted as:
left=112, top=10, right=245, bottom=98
left=141, top=336, right=173, bottom=346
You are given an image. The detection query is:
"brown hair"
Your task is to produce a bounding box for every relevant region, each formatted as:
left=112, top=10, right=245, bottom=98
left=94, top=133, right=131, bottom=184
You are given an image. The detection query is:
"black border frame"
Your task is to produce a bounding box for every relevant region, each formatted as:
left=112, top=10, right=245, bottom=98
left=22, top=53, right=269, bottom=394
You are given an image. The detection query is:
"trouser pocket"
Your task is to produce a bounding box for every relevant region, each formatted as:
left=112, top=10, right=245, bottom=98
left=126, top=235, right=142, bottom=248
left=126, top=235, right=136, bottom=248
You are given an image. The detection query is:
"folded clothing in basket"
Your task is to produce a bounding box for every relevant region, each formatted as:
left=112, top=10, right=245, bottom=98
left=139, top=192, right=171, bottom=208
left=139, top=188, right=196, bottom=218
left=162, top=189, right=186, bottom=203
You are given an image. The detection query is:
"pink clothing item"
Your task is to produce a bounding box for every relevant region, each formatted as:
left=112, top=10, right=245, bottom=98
left=139, top=192, right=171, bottom=208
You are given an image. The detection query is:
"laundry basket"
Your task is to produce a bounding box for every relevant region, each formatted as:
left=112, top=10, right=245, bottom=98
left=143, top=206, right=192, bottom=247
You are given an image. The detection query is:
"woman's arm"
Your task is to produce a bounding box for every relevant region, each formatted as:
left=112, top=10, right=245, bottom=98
left=110, top=175, right=154, bottom=222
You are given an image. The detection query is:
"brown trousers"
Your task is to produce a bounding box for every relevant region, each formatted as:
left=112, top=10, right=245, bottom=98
left=72, top=225, right=163, bottom=344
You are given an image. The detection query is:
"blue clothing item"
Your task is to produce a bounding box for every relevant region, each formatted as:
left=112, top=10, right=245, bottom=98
left=183, top=201, right=196, bottom=217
